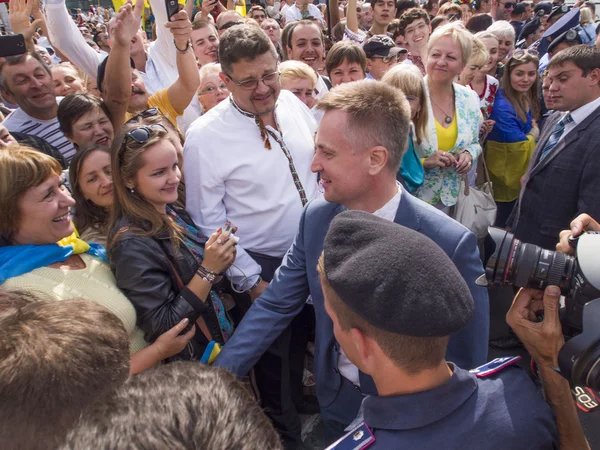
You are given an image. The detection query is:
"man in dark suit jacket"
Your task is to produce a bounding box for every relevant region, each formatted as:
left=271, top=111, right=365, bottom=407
left=512, top=45, right=600, bottom=250
left=215, top=80, right=489, bottom=439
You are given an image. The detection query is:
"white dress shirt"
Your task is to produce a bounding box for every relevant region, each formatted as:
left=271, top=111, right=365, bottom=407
left=337, top=184, right=402, bottom=386
left=184, top=91, right=318, bottom=290
left=563, top=94, right=600, bottom=138
left=284, top=3, right=325, bottom=25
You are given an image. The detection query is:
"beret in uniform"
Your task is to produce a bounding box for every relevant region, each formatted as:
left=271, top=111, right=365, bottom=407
left=322, top=210, right=474, bottom=337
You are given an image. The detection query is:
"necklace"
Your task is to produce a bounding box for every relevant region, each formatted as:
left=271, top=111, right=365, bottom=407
left=431, top=96, right=453, bottom=124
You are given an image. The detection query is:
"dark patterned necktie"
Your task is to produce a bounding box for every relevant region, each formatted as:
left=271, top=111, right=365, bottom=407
left=230, top=97, right=308, bottom=206
left=538, top=113, right=573, bottom=162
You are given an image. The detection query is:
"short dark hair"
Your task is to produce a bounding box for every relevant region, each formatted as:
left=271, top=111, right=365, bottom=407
left=474, top=0, right=489, bottom=11
left=395, top=0, right=417, bottom=18
left=219, top=24, right=277, bottom=74
left=57, top=92, right=111, bottom=138
left=62, top=362, right=283, bottom=450
left=0, top=51, right=50, bottom=94
left=286, top=19, right=324, bottom=51
left=326, top=41, right=367, bottom=77
left=548, top=44, right=600, bottom=77
left=0, top=291, right=130, bottom=450
left=583, top=1, right=595, bottom=14
left=466, top=13, right=494, bottom=33
left=398, top=7, right=430, bottom=34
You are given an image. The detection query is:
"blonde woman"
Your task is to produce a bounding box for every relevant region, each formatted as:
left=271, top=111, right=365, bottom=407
left=279, top=60, right=317, bottom=109
left=488, top=20, right=515, bottom=65
left=382, top=64, right=428, bottom=193
left=459, top=35, right=496, bottom=140
left=197, top=63, right=230, bottom=114
left=471, top=31, right=501, bottom=120
left=416, top=23, right=482, bottom=212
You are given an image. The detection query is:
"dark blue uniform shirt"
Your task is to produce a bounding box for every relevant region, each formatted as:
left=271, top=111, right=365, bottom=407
left=361, top=363, right=558, bottom=449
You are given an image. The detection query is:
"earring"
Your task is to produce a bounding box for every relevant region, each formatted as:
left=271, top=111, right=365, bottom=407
left=129, top=187, right=135, bottom=193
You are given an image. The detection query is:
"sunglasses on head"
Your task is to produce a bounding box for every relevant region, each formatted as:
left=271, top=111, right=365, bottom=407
left=125, top=124, right=167, bottom=144
left=125, top=107, right=160, bottom=125
left=119, top=124, right=168, bottom=165
left=511, top=49, right=539, bottom=62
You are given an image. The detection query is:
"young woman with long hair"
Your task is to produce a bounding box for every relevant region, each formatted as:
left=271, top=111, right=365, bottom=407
left=107, top=123, right=237, bottom=361
left=485, top=50, right=540, bottom=227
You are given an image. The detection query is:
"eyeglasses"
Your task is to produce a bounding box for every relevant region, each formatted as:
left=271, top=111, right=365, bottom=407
left=447, top=13, right=461, bottom=21
left=225, top=71, right=280, bottom=90
left=219, top=21, right=244, bottom=31
left=125, top=107, right=160, bottom=125
left=500, top=2, right=515, bottom=8
left=370, top=53, right=401, bottom=64
left=200, top=83, right=228, bottom=95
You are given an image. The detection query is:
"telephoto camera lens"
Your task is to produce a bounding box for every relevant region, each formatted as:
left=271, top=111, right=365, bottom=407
left=484, top=227, right=577, bottom=294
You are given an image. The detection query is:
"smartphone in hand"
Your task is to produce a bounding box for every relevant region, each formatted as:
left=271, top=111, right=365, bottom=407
left=165, top=0, right=179, bottom=20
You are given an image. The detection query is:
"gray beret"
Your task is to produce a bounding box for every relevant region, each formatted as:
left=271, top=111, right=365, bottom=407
left=323, top=210, right=474, bottom=337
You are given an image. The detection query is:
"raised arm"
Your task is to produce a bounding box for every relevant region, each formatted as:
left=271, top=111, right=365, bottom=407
left=164, top=10, right=200, bottom=114
left=330, top=0, right=341, bottom=31
left=8, top=0, right=43, bottom=51
left=103, top=0, right=143, bottom=128
left=345, top=0, right=358, bottom=33
left=45, top=0, right=103, bottom=78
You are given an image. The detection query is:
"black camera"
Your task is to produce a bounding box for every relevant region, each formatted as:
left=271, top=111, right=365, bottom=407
left=482, top=227, right=600, bottom=389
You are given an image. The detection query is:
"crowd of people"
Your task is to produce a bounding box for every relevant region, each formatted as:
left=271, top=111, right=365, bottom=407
left=0, top=0, right=600, bottom=447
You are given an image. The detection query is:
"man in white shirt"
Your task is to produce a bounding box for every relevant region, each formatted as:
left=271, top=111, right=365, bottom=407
left=286, top=20, right=331, bottom=99
left=184, top=24, right=318, bottom=448
left=285, top=0, right=325, bottom=26
left=0, top=52, right=76, bottom=162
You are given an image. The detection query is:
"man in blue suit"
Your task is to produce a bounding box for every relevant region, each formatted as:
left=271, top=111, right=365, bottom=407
left=215, top=80, right=489, bottom=438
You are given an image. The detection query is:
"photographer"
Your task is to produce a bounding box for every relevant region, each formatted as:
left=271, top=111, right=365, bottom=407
left=507, top=286, right=590, bottom=450
left=507, top=214, right=600, bottom=450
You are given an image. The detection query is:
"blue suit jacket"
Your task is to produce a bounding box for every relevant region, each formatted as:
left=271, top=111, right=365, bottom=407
left=215, top=190, right=489, bottom=426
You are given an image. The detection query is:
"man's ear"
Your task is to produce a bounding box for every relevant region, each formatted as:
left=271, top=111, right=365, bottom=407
left=0, top=87, right=16, bottom=105
left=368, top=145, right=389, bottom=176
left=587, top=67, right=600, bottom=86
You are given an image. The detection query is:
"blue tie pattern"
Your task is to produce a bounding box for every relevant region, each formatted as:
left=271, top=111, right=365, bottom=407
left=539, top=113, right=573, bottom=161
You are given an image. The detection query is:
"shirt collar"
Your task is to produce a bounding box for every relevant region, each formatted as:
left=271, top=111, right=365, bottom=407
left=569, top=94, right=600, bottom=126
left=372, top=182, right=401, bottom=222
left=362, top=364, right=477, bottom=430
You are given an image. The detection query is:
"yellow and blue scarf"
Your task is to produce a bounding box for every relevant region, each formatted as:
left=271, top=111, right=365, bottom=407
left=0, top=227, right=106, bottom=284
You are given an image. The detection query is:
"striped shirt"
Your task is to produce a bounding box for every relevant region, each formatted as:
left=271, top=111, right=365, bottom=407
left=2, top=107, right=76, bottom=162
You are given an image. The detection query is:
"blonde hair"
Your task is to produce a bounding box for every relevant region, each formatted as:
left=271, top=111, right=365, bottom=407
left=0, top=145, right=63, bottom=245
left=428, top=22, right=473, bottom=66
left=199, top=63, right=222, bottom=86
left=381, top=64, right=429, bottom=145
left=488, top=20, right=516, bottom=43
left=469, top=36, right=490, bottom=68
left=474, top=31, right=499, bottom=44
left=580, top=7, right=593, bottom=25
left=279, top=60, right=317, bottom=89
